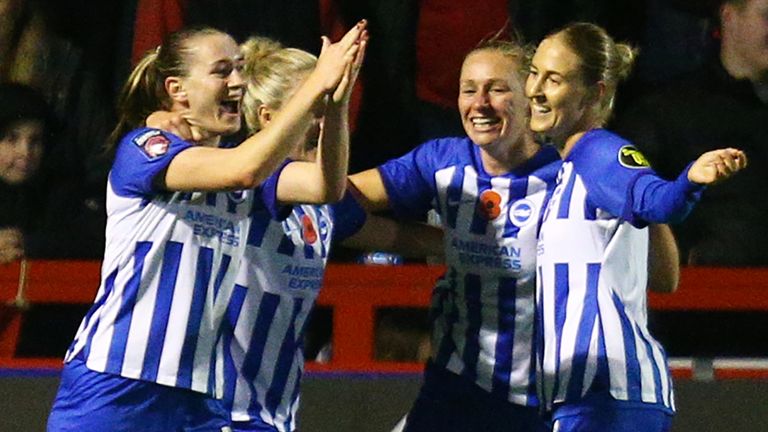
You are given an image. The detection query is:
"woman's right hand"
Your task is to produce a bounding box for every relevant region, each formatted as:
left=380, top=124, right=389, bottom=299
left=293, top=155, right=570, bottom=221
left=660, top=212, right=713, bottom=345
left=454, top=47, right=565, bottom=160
left=310, top=20, right=368, bottom=95
left=0, top=228, right=23, bottom=264
left=145, top=110, right=208, bottom=142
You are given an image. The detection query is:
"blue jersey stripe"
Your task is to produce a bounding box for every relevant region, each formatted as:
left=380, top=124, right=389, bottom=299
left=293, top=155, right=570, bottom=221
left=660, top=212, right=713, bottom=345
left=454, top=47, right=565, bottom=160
left=612, top=292, right=642, bottom=400
left=552, top=263, right=570, bottom=398
left=242, top=292, right=281, bottom=381
left=584, top=199, right=598, bottom=220
left=594, top=325, right=610, bottom=392
left=106, top=241, right=152, bottom=374
left=247, top=211, right=270, bottom=247
left=223, top=284, right=249, bottom=406
left=213, top=253, right=232, bottom=301
left=277, top=225, right=296, bottom=256
left=243, top=292, right=281, bottom=414
left=81, top=269, right=119, bottom=359
left=176, top=246, right=214, bottom=388
left=491, top=277, right=516, bottom=398
left=636, top=322, right=664, bottom=404
left=266, top=298, right=304, bottom=419
left=503, top=178, right=529, bottom=238
left=205, top=192, right=217, bottom=207
left=141, top=241, right=184, bottom=381
left=445, top=167, right=464, bottom=229
left=461, top=274, right=482, bottom=381
left=557, top=168, right=577, bottom=219
left=566, top=263, right=600, bottom=400
left=536, top=267, right=547, bottom=404
left=227, top=191, right=244, bottom=213
left=434, top=270, right=459, bottom=366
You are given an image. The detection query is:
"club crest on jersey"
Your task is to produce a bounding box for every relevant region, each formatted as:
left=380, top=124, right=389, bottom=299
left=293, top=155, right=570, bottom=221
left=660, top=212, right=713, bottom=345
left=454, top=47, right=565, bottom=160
left=508, top=199, right=535, bottom=227
left=477, top=190, right=502, bottom=220
left=301, top=214, right=318, bottom=244
left=318, top=215, right=330, bottom=242
left=618, top=145, right=651, bottom=169
left=133, top=130, right=170, bottom=159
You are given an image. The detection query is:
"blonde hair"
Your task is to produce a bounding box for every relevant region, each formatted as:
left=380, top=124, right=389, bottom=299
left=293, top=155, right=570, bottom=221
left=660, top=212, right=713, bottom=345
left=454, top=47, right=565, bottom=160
left=241, top=37, right=317, bottom=134
left=106, top=27, right=228, bottom=152
left=464, top=31, right=531, bottom=82
left=549, top=22, right=637, bottom=123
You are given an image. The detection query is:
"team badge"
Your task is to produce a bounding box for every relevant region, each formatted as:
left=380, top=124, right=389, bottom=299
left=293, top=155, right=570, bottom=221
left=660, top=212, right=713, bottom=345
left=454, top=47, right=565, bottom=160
left=477, top=190, right=502, bottom=220
left=133, top=130, right=170, bottom=159
left=508, top=199, right=535, bottom=227
left=618, top=145, right=651, bottom=169
left=301, top=214, right=318, bottom=244
left=318, top=214, right=329, bottom=242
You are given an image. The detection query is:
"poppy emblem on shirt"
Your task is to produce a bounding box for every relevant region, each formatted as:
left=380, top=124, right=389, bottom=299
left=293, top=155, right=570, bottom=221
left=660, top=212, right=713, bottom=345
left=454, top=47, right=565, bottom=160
left=508, top=199, right=535, bottom=227
left=302, top=214, right=318, bottom=244
left=477, top=190, right=502, bottom=220
left=618, top=145, right=651, bottom=169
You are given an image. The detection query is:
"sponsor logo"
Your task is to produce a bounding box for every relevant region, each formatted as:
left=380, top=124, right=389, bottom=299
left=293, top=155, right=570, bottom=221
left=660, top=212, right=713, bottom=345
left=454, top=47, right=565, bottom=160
left=477, top=190, right=502, bottom=220
left=618, top=145, right=651, bottom=169
left=133, top=130, right=170, bottom=158
left=508, top=199, right=535, bottom=227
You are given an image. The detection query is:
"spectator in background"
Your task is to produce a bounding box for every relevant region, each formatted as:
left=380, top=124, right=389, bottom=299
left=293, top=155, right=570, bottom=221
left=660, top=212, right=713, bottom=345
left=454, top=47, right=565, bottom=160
left=1, top=0, right=113, bottom=259
left=0, top=83, right=49, bottom=264
left=615, top=0, right=768, bottom=266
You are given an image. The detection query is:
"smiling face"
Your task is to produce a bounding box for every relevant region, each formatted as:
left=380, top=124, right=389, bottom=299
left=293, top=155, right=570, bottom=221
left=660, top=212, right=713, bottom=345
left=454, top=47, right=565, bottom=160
left=0, top=119, right=44, bottom=185
left=722, top=0, right=768, bottom=80
left=458, top=50, right=529, bottom=151
left=173, top=33, right=245, bottom=139
left=526, top=35, right=597, bottom=146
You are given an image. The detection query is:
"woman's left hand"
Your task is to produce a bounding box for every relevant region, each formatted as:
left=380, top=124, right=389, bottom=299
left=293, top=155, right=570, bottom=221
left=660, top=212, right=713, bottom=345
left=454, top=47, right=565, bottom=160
left=687, top=148, right=748, bottom=185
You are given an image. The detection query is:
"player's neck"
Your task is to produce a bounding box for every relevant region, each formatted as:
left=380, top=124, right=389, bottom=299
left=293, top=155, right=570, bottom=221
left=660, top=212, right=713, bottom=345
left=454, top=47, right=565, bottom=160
left=480, top=135, right=540, bottom=175
left=561, top=131, right=586, bottom=158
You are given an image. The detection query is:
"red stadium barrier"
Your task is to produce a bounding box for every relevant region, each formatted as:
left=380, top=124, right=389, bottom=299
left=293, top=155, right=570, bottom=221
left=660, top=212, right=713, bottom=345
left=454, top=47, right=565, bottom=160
left=1, top=261, right=767, bottom=377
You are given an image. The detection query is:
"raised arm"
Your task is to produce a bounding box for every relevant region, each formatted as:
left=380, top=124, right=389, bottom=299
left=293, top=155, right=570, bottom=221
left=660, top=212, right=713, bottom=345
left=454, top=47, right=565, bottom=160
left=647, top=224, right=679, bottom=293
left=158, top=22, right=367, bottom=192
left=276, top=27, right=368, bottom=204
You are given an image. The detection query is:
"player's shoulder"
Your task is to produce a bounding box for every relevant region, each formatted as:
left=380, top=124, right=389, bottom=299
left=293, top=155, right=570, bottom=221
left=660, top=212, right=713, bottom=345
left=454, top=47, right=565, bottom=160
left=415, top=136, right=475, bottom=168
left=117, top=127, right=187, bottom=160
left=571, top=129, right=651, bottom=171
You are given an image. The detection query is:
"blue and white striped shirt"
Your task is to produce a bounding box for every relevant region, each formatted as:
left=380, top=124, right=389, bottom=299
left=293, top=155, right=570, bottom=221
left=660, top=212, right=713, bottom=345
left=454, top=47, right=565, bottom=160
left=536, top=128, right=703, bottom=413
left=379, top=137, right=561, bottom=406
left=65, top=128, right=252, bottom=396
left=219, top=164, right=365, bottom=431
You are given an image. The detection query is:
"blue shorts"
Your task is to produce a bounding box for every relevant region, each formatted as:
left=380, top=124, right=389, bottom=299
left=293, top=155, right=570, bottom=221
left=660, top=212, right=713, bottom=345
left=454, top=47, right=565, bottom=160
left=231, top=418, right=279, bottom=432
left=403, top=362, right=547, bottom=432
left=47, top=359, right=231, bottom=432
left=550, top=393, right=673, bottom=432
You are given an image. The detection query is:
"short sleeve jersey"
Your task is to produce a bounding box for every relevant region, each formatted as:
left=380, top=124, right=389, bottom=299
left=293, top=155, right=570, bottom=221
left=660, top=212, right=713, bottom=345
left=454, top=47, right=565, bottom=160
left=219, top=163, right=365, bottom=431
left=65, top=128, right=253, bottom=396
left=379, top=136, right=561, bottom=406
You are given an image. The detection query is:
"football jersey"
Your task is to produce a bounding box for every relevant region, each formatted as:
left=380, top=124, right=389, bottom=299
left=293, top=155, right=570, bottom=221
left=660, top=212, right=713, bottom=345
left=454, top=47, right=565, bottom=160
left=536, top=128, right=704, bottom=413
left=65, top=128, right=252, bottom=396
left=379, top=137, right=561, bottom=406
left=219, top=165, right=365, bottom=432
